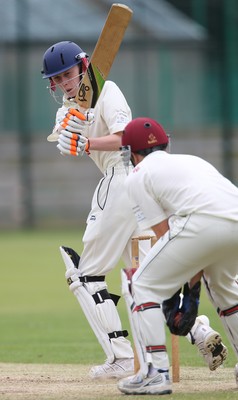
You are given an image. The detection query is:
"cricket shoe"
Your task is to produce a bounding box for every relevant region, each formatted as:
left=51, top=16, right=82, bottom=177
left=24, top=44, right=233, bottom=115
left=189, top=315, right=227, bottom=371
left=235, top=363, right=238, bottom=387
left=89, top=358, right=134, bottom=379
left=118, top=368, right=172, bottom=395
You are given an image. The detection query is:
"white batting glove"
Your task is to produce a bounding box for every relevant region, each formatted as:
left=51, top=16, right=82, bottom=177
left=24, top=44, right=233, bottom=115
left=61, top=108, right=94, bottom=135
left=57, top=130, right=90, bottom=156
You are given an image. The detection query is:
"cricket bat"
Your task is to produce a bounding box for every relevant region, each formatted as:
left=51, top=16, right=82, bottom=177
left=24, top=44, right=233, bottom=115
left=75, top=3, right=133, bottom=109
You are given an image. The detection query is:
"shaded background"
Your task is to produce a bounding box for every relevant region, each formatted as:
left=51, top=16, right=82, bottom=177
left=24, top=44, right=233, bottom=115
left=0, top=0, right=238, bottom=229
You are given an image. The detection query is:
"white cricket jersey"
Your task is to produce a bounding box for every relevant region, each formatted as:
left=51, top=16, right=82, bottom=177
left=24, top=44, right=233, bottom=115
left=125, top=151, right=238, bottom=230
left=54, top=80, right=132, bottom=173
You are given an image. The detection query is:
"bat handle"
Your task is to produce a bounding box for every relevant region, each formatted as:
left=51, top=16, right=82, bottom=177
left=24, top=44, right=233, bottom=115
left=131, top=238, right=139, bottom=269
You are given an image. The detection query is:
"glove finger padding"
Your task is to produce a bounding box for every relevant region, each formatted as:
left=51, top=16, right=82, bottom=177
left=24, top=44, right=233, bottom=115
left=162, top=281, right=201, bottom=336
left=61, top=108, right=94, bottom=134
left=57, top=131, right=90, bottom=156
left=58, top=132, right=77, bottom=146
left=62, top=117, right=85, bottom=133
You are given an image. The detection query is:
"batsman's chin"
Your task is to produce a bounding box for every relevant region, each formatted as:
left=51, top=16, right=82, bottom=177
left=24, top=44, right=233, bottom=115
left=47, top=132, right=59, bottom=142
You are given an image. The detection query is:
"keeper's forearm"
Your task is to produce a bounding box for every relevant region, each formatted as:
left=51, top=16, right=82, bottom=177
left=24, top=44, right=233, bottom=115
left=151, top=219, right=169, bottom=240
left=189, top=271, right=203, bottom=288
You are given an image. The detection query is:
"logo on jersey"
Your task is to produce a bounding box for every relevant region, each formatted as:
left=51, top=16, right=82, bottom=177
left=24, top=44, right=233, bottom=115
left=133, top=205, right=145, bottom=223
left=133, top=166, right=140, bottom=173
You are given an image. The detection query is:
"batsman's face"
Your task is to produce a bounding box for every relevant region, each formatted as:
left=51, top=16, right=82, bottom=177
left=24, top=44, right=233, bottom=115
left=51, top=65, right=82, bottom=98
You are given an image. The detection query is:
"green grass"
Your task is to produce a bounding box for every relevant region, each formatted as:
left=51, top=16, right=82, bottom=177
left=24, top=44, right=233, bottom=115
left=0, top=228, right=236, bottom=370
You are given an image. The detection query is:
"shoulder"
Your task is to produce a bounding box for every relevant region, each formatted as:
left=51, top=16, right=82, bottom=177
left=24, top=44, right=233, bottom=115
left=98, top=80, right=130, bottom=115
left=102, top=80, right=123, bottom=95
left=104, top=80, right=120, bottom=88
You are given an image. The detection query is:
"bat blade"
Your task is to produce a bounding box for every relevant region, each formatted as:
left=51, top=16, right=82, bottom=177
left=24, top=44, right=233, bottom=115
left=75, top=3, right=133, bottom=109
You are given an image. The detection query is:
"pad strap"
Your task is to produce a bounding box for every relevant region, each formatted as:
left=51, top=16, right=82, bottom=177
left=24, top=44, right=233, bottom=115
left=134, top=302, right=161, bottom=312
left=217, top=304, right=238, bottom=317
left=146, top=345, right=167, bottom=353
left=93, top=289, right=120, bottom=306
left=79, top=275, right=105, bottom=283
left=108, top=330, right=129, bottom=339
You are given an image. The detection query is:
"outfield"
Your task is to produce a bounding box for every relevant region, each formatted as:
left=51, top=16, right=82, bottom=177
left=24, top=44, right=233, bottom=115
left=0, top=229, right=237, bottom=399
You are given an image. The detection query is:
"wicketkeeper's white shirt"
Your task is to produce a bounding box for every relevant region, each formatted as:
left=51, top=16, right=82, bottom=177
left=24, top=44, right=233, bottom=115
left=125, top=151, right=238, bottom=231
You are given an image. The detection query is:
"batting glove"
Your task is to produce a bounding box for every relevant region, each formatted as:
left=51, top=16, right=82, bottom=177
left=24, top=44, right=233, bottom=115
left=61, top=108, right=94, bottom=134
left=57, top=131, right=90, bottom=156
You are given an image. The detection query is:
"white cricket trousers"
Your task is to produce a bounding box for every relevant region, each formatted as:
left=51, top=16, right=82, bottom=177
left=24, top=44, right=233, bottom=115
left=132, top=214, right=238, bottom=368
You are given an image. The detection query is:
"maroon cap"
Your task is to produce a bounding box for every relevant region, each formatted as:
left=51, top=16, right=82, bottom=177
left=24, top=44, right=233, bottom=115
left=122, top=117, right=168, bottom=152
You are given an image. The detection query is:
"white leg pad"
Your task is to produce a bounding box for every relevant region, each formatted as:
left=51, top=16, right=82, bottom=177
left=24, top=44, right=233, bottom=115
left=60, top=247, right=115, bottom=362
left=60, top=246, right=133, bottom=363
left=121, top=268, right=149, bottom=376
left=85, top=280, right=134, bottom=360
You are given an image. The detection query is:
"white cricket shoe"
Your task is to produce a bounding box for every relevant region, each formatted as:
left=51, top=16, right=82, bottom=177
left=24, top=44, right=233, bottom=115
left=89, top=358, right=134, bottom=379
left=118, top=368, right=172, bottom=395
left=189, top=315, right=227, bottom=371
left=235, top=363, right=238, bottom=387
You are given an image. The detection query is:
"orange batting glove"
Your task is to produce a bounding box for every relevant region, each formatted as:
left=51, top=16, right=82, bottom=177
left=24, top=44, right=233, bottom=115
left=60, top=108, right=94, bottom=134
left=57, top=131, right=90, bottom=156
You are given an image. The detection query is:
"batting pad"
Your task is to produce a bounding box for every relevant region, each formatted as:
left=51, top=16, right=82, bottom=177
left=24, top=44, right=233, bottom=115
left=60, top=246, right=115, bottom=362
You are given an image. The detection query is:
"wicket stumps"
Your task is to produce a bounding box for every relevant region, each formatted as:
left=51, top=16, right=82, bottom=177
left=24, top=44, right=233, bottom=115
left=131, top=235, right=180, bottom=383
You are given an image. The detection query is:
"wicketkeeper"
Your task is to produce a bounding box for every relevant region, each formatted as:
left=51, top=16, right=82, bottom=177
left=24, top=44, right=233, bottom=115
left=117, top=117, right=238, bottom=395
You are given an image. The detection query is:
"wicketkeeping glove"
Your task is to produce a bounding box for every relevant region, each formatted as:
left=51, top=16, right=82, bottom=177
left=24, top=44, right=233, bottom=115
left=162, top=281, right=201, bottom=336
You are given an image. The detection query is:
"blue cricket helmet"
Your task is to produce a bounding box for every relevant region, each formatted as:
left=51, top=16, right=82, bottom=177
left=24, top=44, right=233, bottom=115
left=42, top=41, right=88, bottom=79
